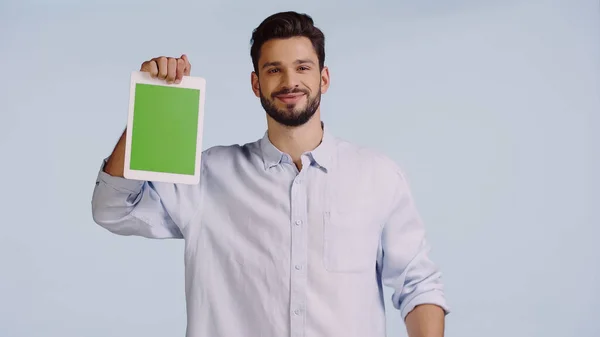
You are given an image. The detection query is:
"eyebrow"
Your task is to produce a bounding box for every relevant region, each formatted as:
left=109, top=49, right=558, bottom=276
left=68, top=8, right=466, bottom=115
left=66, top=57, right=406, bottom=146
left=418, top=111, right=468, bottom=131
left=261, top=59, right=316, bottom=69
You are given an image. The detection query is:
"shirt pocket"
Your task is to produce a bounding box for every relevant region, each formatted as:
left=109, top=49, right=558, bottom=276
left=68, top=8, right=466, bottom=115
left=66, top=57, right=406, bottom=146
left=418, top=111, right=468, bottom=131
left=323, top=210, right=380, bottom=273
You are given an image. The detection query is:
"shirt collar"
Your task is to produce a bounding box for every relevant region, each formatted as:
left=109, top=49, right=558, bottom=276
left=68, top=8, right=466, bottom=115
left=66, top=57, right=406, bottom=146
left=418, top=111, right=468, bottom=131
left=259, top=121, right=335, bottom=171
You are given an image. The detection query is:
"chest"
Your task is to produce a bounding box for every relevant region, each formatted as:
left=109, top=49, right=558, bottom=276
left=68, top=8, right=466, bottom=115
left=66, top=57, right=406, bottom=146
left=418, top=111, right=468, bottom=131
left=188, top=162, right=388, bottom=274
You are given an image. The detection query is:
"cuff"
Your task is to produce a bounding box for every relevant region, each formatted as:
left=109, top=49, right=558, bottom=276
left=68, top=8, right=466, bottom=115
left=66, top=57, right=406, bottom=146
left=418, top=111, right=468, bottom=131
left=96, top=158, right=144, bottom=193
left=400, top=290, right=450, bottom=320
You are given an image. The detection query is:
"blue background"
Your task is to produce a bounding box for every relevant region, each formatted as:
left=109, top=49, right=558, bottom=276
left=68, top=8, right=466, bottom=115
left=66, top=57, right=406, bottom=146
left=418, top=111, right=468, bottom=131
left=1, top=1, right=598, bottom=336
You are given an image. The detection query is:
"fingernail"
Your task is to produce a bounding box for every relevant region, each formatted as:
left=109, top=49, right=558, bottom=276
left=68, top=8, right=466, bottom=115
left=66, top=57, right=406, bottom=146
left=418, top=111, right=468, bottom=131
left=175, top=79, right=181, bottom=84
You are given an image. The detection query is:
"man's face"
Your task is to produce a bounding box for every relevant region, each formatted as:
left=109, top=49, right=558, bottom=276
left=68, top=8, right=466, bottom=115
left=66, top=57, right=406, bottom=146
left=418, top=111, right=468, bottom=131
left=252, top=36, right=330, bottom=127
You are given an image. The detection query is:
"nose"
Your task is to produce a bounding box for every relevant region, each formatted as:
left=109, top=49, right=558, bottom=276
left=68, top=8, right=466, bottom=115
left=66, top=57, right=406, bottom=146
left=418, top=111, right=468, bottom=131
left=281, top=71, right=300, bottom=89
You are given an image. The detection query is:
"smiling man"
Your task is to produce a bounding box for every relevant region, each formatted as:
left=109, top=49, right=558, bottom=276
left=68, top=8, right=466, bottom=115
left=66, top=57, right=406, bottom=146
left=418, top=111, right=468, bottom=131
left=92, top=11, right=449, bottom=337
left=255, top=38, right=323, bottom=128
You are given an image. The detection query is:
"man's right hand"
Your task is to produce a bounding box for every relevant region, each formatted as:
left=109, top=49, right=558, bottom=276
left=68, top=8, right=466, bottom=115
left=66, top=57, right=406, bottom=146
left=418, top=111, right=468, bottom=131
left=103, top=54, right=192, bottom=177
left=140, top=54, right=192, bottom=84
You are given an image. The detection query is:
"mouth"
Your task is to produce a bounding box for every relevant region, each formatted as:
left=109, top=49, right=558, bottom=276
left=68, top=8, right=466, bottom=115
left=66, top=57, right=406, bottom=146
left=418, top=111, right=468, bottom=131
left=275, top=93, right=305, bottom=104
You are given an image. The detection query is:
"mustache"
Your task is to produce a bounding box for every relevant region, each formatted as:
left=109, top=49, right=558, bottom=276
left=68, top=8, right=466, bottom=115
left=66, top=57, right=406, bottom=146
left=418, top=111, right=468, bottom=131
left=271, top=87, right=309, bottom=97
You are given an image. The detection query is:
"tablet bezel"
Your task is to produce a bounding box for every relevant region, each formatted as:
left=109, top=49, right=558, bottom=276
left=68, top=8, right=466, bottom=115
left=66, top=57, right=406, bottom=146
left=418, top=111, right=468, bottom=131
left=123, top=71, right=206, bottom=185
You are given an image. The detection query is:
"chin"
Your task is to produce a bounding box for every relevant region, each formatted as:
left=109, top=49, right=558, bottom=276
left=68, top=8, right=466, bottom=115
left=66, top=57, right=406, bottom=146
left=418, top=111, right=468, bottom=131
left=283, top=102, right=306, bottom=111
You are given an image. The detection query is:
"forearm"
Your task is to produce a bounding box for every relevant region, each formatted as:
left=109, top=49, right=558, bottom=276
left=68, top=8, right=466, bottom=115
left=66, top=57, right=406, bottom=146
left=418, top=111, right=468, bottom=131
left=405, top=304, right=445, bottom=337
left=104, top=128, right=127, bottom=177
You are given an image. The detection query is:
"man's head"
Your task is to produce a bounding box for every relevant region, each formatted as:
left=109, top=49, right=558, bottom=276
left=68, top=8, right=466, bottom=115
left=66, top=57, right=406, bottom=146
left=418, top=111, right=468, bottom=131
left=250, top=11, right=330, bottom=127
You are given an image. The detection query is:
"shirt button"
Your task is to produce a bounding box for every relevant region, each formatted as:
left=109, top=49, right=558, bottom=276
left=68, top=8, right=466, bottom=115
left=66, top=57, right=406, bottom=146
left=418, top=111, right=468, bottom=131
left=295, top=265, right=302, bottom=270
left=295, top=179, right=302, bottom=184
left=294, top=309, right=301, bottom=315
left=295, top=220, right=302, bottom=226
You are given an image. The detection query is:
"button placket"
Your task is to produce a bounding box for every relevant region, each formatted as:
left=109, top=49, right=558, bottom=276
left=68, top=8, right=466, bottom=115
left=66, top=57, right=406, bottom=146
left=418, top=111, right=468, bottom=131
left=289, top=155, right=310, bottom=337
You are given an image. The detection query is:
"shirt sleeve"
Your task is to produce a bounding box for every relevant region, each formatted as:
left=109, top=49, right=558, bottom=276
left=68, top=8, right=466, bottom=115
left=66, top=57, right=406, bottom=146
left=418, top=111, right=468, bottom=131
left=379, top=169, right=450, bottom=320
left=90, top=158, right=187, bottom=239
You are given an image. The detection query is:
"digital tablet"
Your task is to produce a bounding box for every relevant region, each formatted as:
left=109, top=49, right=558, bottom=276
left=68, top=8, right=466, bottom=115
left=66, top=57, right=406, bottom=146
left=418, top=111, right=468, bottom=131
left=123, top=71, right=206, bottom=185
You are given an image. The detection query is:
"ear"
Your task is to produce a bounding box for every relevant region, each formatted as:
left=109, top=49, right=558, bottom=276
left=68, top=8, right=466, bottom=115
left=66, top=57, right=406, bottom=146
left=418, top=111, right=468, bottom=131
left=251, top=72, right=260, bottom=98
left=320, top=66, right=330, bottom=94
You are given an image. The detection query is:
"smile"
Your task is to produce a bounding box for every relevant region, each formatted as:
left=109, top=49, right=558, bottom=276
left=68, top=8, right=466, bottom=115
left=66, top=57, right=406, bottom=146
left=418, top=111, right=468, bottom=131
left=275, top=93, right=305, bottom=104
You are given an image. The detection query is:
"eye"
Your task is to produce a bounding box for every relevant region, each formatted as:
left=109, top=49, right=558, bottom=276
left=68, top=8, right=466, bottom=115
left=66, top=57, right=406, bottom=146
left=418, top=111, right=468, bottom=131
left=298, top=66, right=310, bottom=71
left=267, top=68, right=279, bottom=74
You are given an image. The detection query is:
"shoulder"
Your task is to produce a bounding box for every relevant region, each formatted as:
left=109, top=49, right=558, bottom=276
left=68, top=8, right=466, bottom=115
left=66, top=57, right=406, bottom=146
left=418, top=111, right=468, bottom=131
left=199, top=139, right=262, bottom=171
left=333, top=136, right=404, bottom=180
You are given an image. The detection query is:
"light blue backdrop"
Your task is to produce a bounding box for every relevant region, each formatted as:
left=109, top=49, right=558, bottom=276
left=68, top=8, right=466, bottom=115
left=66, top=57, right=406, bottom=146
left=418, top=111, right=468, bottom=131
left=1, top=1, right=598, bottom=336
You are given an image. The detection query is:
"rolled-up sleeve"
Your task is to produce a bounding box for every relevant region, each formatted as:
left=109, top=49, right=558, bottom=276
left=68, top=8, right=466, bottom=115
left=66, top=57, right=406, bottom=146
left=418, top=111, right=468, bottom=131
left=379, top=169, right=450, bottom=320
left=91, top=159, right=185, bottom=239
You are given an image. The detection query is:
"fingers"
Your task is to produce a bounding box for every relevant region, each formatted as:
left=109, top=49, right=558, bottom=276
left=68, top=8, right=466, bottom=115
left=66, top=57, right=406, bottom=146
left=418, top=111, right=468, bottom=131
left=181, top=54, right=191, bottom=76
left=176, top=58, right=186, bottom=83
left=139, top=55, right=192, bottom=84
left=166, top=57, right=177, bottom=83
left=156, top=57, right=168, bottom=80
left=140, top=60, right=158, bottom=77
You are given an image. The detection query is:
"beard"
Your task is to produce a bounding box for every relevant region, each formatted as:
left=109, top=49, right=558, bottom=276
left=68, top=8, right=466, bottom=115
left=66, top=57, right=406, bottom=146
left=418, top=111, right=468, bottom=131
left=260, top=86, right=321, bottom=127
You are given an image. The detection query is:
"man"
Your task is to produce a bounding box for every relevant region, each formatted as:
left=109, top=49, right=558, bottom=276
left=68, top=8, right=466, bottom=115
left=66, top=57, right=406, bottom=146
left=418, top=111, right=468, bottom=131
left=92, top=11, right=449, bottom=337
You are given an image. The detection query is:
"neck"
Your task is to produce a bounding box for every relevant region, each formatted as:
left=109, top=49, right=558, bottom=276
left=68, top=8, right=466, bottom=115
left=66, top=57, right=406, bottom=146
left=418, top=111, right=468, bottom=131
left=266, top=111, right=324, bottom=169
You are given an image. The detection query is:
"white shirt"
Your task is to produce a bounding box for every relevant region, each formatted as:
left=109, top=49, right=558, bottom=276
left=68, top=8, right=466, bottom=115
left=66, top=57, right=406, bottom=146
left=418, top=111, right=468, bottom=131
left=91, top=126, right=449, bottom=337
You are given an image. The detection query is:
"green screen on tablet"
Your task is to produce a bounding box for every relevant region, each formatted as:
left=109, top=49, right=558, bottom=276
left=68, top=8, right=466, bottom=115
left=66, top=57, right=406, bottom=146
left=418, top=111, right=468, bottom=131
left=129, top=83, right=200, bottom=175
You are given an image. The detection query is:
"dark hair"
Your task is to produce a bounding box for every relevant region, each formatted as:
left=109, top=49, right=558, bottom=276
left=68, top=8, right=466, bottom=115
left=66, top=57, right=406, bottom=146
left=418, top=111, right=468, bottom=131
left=250, top=11, right=325, bottom=74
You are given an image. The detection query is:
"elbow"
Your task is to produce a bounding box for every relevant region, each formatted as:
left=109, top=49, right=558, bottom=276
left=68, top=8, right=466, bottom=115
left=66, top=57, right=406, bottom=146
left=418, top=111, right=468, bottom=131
left=90, top=180, right=143, bottom=236
left=396, top=268, right=449, bottom=320
left=400, top=288, right=450, bottom=321
left=90, top=197, right=137, bottom=236
left=90, top=198, right=182, bottom=239
left=386, top=250, right=449, bottom=318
